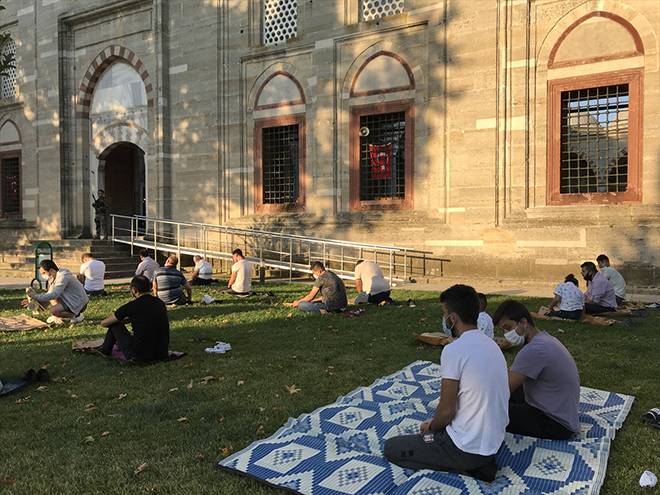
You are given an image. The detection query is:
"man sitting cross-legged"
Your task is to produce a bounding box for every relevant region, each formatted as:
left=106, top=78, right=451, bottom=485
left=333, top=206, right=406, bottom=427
left=581, top=261, right=617, bottom=315
left=191, top=255, right=214, bottom=286
left=384, top=284, right=509, bottom=481
left=493, top=300, right=580, bottom=440
left=23, top=260, right=89, bottom=324
left=289, top=261, right=347, bottom=314
left=153, top=255, right=192, bottom=305
left=221, top=249, right=252, bottom=296
left=99, top=275, right=170, bottom=363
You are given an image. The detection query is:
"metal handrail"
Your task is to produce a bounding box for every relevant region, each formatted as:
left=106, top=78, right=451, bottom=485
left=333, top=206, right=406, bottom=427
left=110, top=214, right=432, bottom=283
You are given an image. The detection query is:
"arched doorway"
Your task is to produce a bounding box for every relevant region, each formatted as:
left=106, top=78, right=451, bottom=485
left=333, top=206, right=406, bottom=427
left=98, top=142, right=146, bottom=218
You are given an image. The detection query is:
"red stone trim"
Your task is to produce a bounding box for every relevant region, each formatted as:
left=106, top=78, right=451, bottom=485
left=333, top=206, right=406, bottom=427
left=254, top=71, right=306, bottom=111
left=350, top=51, right=415, bottom=97
left=546, top=68, right=643, bottom=205
left=77, top=45, right=153, bottom=119
left=548, top=11, right=644, bottom=69
left=349, top=100, right=414, bottom=211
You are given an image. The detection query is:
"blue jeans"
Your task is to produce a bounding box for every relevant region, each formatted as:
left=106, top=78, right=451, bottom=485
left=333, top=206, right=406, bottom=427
left=297, top=301, right=326, bottom=313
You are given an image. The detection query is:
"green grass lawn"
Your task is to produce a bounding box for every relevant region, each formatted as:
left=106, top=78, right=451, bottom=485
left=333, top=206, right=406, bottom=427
left=0, top=283, right=658, bottom=494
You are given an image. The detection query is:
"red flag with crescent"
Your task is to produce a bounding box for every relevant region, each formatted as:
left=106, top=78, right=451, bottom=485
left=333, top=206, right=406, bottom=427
left=368, top=143, right=392, bottom=180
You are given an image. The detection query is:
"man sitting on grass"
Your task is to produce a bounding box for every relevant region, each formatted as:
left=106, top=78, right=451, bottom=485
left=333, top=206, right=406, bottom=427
left=99, top=275, right=170, bottom=363
left=221, top=249, right=252, bottom=296
left=191, top=255, right=214, bottom=286
left=353, top=260, right=393, bottom=305
left=78, top=252, right=106, bottom=296
left=596, top=254, right=627, bottom=306
left=23, top=260, right=89, bottom=324
left=581, top=261, right=617, bottom=314
left=290, top=261, right=347, bottom=313
left=493, top=300, right=580, bottom=440
left=384, top=284, right=509, bottom=481
left=153, top=255, right=192, bottom=305
left=135, top=249, right=160, bottom=282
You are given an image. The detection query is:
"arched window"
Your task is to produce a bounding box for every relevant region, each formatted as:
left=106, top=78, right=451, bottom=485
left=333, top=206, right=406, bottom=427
left=547, top=12, right=643, bottom=204
left=90, top=62, right=148, bottom=116
left=1, top=38, right=17, bottom=101
left=0, top=120, right=21, bottom=216
left=254, top=72, right=306, bottom=213
left=349, top=53, right=414, bottom=210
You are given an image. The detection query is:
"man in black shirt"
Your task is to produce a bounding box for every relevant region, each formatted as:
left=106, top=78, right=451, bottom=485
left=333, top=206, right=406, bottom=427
left=99, top=275, right=170, bottom=362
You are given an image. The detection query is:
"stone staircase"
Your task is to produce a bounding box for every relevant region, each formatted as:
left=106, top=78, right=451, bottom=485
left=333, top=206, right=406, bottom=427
left=0, top=240, right=138, bottom=281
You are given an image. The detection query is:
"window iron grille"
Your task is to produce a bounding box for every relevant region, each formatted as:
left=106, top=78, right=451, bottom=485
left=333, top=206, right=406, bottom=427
left=263, top=0, right=298, bottom=46
left=262, top=124, right=299, bottom=204
left=359, top=111, right=406, bottom=201
left=1, top=38, right=17, bottom=101
left=560, top=84, right=629, bottom=194
left=361, top=0, right=404, bottom=21
left=1, top=157, right=20, bottom=215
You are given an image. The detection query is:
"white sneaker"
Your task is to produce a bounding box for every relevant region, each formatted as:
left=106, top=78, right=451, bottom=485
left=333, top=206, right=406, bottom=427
left=70, top=314, right=85, bottom=324
left=46, top=315, right=64, bottom=325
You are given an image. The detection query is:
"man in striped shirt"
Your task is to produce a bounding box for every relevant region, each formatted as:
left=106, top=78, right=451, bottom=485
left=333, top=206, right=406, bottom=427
left=152, top=255, right=192, bottom=305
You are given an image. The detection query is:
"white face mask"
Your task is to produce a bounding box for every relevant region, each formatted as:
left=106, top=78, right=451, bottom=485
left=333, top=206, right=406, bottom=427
left=504, top=327, right=525, bottom=346
left=312, top=273, right=319, bottom=280
left=442, top=316, right=454, bottom=338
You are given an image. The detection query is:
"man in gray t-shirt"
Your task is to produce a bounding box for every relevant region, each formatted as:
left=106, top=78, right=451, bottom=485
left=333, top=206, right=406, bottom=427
left=493, top=300, right=580, bottom=440
left=289, top=261, right=347, bottom=313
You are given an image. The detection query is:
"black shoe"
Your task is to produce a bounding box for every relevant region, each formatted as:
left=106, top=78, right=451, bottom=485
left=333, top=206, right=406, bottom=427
left=23, top=369, right=36, bottom=382
left=36, top=368, right=50, bottom=382
left=406, top=299, right=417, bottom=308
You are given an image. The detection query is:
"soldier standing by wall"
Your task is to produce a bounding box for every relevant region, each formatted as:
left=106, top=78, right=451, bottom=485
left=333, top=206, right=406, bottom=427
left=92, top=190, right=108, bottom=240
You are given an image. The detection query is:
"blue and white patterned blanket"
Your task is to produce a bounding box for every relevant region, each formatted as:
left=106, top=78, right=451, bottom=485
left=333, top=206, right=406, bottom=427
left=218, top=361, right=634, bottom=494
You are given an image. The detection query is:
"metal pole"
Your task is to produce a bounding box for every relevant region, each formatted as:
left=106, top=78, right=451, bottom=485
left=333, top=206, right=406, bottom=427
left=403, top=250, right=407, bottom=280
left=341, top=245, right=344, bottom=275
left=389, top=251, right=393, bottom=284
left=176, top=224, right=181, bottom=267
left=153, top=220, right=157, bottom=259
left=289, top=238, right=293, bottom=282
left=111, top=216, right=115, bottom=244
left=130, top=217, right=134, bottom=256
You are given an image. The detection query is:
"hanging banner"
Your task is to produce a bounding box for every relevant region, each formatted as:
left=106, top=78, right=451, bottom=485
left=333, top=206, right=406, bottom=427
left=368, top=143, right=392, bottom=180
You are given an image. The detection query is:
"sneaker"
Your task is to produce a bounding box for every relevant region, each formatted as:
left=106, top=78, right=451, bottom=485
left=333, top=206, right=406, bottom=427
left=70, top=314, right=85, bottom=324
left=406, top=299, right=417, bottom=308
left=46, top=315, right=65, bottom=325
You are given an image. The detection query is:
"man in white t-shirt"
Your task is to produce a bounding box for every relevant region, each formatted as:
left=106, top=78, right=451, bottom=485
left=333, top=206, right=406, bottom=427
left=191, top=255, right=214, bottom=286
left=596, top=254, right=626, bottom=306
left=384, top=284, right=509, bottom=481
left=78, top=253, right=106, bottom=296
left=224, top=248, right=251, bottom=296
left=353, top=260, right=392, bottom=305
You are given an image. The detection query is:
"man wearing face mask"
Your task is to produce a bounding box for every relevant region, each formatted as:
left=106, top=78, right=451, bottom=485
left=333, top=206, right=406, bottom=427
left=493, top=300, right=580, bottom=440
left=384, top=285, right=509, bottom=481
left=290, top=261, right=347, bottom=313
left=98, top=275, right=170, bottom=363
left=580, top=261, right=617, bottom=314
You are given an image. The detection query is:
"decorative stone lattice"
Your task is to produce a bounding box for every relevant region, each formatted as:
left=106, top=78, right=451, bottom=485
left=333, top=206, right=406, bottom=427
left=1, top=39, right=17, bottom=101
left=263, top=0, right=298, bottom=46
left=361, top=0, right=404, bottom=21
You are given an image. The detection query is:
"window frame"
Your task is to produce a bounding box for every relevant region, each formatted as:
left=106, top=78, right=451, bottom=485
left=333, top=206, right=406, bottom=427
left=254, top=114, right=306, bottom=214
left=349, top=100, right=414, bottom=211
left=547, top=68, right=643, bottom=205
left=0, top=151, right=21, bottom=218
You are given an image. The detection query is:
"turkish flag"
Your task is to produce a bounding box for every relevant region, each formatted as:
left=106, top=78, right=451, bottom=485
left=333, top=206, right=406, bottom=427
left=368, top=143, right=392, bottom=180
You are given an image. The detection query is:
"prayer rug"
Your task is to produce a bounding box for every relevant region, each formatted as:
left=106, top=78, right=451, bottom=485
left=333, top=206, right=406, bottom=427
left=218, top=361, right=634, bottom=495
left=0, top=315, right=48, bottom=332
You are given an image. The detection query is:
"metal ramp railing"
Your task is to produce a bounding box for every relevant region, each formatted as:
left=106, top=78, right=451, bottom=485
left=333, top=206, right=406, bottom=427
left=110, top=214, right=436, bottom=283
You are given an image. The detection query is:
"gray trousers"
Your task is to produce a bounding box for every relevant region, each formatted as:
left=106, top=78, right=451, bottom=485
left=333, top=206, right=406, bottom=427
left=383, top=428, right=496, bottom=475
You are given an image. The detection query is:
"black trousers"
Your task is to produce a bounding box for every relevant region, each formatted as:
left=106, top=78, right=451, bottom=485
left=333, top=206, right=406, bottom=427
left=368, top=291, right=393, bottom=305
left=584, top=302, right=616, bottom=315
left=101, top=322, right=135, bottom=360
left=507, top=387, right=574, bottom=440
left=384, top=428, right=497, bottom=480
left=546, top=309, right=582, bottom=320
left=191, top=277, right=213, bottom=286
